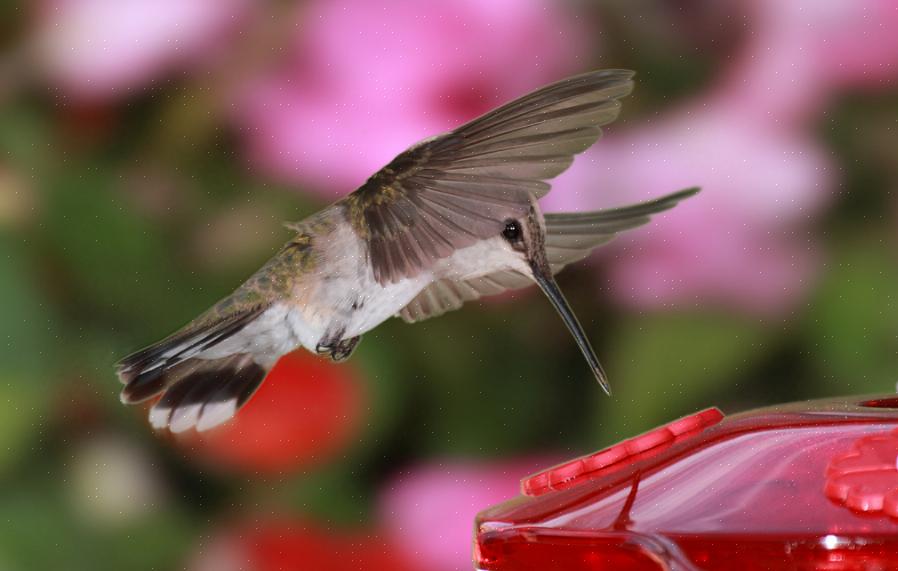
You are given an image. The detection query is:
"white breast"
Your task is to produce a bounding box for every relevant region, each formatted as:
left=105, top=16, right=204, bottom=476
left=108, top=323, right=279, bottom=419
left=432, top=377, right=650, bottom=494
left=342, top=275, right=431, bottom=336
left=295, top=220, right=432, bottom=342
left=198, top=304, right=307, bottom=368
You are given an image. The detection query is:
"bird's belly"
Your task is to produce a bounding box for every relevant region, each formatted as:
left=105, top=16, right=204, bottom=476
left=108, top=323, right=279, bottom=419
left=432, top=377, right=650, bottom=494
left=341, top=276, right=430, bottom=337
left=199, top=304, right=312, bottom=368
left=281, top=272, right=430, bottom=347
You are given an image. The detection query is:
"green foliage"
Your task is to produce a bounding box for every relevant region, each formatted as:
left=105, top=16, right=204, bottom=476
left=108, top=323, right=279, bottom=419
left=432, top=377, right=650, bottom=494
left=0, top=237, right=52, bottom=476
left=0, top=235, right=52, bottom=376
left=0, top=485, right=193, bottom=571
left=41, top=168, right=204, bottom=331
left=597, top=312, right=769, bottom=443
left=807, top=234, right=898, bottom=394
left=0, top=379, right=45, bottom=477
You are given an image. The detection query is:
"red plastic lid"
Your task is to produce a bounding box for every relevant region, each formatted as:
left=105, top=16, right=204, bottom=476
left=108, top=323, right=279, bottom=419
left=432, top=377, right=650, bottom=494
left=825, top=428, right=898, bottom=515
left=475, top=395, right=898, bottom=571
left=521, top=408, right=723, bottom=497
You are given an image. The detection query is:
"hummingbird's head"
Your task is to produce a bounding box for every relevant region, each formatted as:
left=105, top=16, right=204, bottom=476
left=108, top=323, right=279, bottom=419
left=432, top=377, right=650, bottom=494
left=499, top=202, right=611, bottom=395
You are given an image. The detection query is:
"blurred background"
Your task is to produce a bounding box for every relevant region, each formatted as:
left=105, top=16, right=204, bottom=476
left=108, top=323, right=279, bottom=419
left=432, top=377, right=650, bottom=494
left=1, top=0, right=898, bottom=569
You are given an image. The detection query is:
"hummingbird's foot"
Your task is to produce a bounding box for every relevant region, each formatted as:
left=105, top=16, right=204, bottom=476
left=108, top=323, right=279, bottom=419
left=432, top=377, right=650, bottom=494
left=328, top=336, right=361, bottom=362
left=315, top=329, right=361, bottom=362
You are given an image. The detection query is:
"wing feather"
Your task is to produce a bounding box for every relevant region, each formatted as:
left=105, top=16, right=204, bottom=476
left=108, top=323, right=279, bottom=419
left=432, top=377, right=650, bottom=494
left=343, top=70, right=636, bottom=285
left=397, top=188, right=699, bottom=323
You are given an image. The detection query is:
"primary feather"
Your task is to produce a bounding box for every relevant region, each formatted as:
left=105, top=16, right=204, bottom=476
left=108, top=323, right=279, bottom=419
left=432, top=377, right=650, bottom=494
left=343, top=69, right=635, bottom=285
left=397, top=188, right=698, bottom=323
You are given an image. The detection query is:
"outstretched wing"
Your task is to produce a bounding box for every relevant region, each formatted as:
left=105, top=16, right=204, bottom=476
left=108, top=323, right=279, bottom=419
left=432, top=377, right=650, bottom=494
left=542, top=187, right=699, bottom=268
left=342, top=70, right=635, bottom=285
left=397, top=188, right=699, bottom=323
left=397, top=271, right=532, bottom=323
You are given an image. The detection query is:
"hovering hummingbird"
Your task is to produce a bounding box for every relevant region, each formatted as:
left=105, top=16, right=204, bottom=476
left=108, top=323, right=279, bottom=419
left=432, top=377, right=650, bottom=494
left=117, top=69, right=697, bottom=433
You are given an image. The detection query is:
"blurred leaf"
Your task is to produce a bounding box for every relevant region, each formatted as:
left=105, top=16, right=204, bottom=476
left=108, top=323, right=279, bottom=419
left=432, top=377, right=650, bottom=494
left=0, top=104, right=53, bottom=169
left=0, top=233, right=52, bottom=376
left=99, top=511, right=195, bottom=571
left=597, top=312, right=769, bottom=443
left=0, top=485, right=194, bottom=571
left=0, top=378, right=45, bottom=477
left=395, top=306, right=590, bottom=456
left=806, top=236, right=898, bottom=394
left=351, top=332, right=411, bottom=454
left=42, top=167, right=209, bottom=334
left=285, top=465, right=372, bottom=526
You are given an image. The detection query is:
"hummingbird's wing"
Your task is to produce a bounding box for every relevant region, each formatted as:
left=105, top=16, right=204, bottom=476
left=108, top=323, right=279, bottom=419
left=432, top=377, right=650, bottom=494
left=397, top=271, right=532, bottom=322
left=397, top=188, right=698, bottom=323
left=343, top=69, right=635, bottom=285
left=542, top=187, right=699, bottom=269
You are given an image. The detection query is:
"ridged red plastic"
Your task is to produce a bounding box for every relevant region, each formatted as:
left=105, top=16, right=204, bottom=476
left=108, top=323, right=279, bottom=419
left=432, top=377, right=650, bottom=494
left=521, top=408, right=723, bottom=497
left=824, top=429, right=898, bottom=516
left=475, top=395, right=898, bottom=571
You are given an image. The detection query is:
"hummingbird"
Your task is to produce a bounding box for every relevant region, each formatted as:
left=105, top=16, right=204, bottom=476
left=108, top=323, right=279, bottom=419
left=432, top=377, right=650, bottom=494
left=116, top=69, right=698, bottom=433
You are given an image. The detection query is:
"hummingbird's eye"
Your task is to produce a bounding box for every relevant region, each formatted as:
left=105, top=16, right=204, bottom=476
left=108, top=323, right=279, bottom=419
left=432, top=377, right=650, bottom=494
left=502, top=220, right=521, bottom=241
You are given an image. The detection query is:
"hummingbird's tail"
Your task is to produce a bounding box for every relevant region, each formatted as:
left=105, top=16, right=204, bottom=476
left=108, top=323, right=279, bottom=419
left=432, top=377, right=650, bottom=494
left=115, top=354, right=268, bottom=433
left=116, top=304, right=271, bottom=433
left=153, top=358, right=267, bottom=434
left=118, top=354, right=268, bottom=433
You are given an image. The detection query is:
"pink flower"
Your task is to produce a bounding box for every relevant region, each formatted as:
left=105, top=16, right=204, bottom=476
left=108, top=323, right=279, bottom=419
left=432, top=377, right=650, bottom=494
left=718, top=0, right=898, bottom=126
left=546, top=99, right=832, bottom=314
left=234, top=0, right=590, bottom=199
left=379, top=458, right=550, bottom=571
left=34, top=0, right=250, bottom=101
left=541, top=0, right=893, bottom=314
left=762, top=0, right=898, bottom=89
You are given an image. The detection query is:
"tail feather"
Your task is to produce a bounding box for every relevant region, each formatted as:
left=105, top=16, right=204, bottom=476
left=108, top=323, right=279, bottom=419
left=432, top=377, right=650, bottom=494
left=116, top=303, right=272, bottom=433
left=119, top=365, right=168, bottom=403
left=125, top=354, right=267, bottom=433
left=116, top=304, right=267, bottom=385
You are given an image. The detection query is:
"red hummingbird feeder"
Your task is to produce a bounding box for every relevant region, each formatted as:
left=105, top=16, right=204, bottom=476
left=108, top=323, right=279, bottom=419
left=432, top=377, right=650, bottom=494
left=473, top=395, right=898, bottom=570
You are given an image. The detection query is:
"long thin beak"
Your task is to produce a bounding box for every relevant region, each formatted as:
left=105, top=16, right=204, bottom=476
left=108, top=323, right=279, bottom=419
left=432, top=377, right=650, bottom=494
left=531, top=263, right=611, bottom=395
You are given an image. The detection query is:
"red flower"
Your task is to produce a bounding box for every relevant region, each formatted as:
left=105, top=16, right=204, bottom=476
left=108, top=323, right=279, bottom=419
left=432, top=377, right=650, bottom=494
left=180, top=350, right=364, bottom=475
left=193, top=519, right=416, bottom=571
